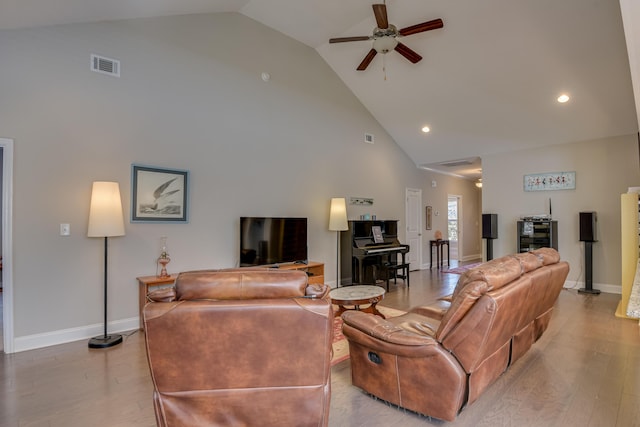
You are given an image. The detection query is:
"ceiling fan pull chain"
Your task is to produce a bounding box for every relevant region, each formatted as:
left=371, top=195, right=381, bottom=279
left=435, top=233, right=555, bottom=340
left=383, top=54, right=387, bottom=80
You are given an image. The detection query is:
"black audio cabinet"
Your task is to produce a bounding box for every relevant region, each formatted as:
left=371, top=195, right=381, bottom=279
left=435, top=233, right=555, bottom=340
left=517, top=220, right=558, bottom=253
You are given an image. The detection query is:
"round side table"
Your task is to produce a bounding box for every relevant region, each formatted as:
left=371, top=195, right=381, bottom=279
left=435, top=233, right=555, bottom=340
left=329, top=285, right=386, bottom=318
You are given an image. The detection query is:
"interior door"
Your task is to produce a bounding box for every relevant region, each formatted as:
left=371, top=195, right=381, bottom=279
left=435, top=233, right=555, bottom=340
left=405, top=188, right=422, bottom=270
left=1, top=138, right=13, bottom=353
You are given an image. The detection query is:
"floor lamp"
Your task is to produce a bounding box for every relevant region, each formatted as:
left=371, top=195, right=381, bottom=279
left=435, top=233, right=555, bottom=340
left=87, top=181, right=126, bottom=349
left=329, top=198, right=348, bottom=288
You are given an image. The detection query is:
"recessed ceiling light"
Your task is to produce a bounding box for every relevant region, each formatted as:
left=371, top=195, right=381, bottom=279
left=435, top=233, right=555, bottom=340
left=421, top=126, right=431, bottom=133
left=557, top=94, right=570, bottom=103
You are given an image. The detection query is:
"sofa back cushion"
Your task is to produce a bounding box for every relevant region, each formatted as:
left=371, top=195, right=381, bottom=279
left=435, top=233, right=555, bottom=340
left=175, top=269, right=309, bottom=300
left=439, top=274, right=534, bottom=372
left=439, top=255, right=523, bottom=338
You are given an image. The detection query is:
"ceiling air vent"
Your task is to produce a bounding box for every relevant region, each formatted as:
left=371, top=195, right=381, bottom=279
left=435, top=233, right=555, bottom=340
left=439, top=160, right=473, bottom=168
left=91, top=54, right=120, bottom=77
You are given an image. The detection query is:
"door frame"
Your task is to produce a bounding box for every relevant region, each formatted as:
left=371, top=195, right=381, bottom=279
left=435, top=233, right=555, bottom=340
left=448, top=194, right=463, bottom=261
left=1, top=138, right=14, bottom=353
left=405, top=188, right=423, bottom=270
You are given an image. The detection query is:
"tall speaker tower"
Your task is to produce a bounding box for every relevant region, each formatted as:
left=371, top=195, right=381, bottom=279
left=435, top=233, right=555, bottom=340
left=578, top=211, right=600, bottom=295
left=482, top=214, right=498, bottom=261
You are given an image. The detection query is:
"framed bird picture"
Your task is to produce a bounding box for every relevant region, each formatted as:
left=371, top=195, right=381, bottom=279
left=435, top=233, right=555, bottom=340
left=131, top=164, right=189, bottom=223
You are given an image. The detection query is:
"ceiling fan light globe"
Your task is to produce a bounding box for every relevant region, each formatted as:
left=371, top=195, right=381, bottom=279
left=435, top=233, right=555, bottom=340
left=373, top=36, right=398, bottom=54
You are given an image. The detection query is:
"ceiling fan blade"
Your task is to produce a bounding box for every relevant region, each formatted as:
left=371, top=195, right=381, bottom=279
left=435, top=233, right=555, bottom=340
left=329, top=36, right=371, bottom=43
left=399, top=18, right=444, bottom=36
left=372, top=4, right=389, bottom=29
left=357, top=49, right=378, bottom=71
left=395, top=42, right=422, bottom=64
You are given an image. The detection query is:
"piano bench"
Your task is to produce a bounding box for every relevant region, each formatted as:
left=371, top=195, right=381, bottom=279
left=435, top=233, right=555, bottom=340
left=375, top=262, right=410, bottom=291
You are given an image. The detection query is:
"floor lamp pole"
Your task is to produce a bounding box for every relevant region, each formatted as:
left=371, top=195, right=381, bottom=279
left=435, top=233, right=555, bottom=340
left=336, top=232, right=340, bottom=288
left=88, top=236, right=123, bottom=348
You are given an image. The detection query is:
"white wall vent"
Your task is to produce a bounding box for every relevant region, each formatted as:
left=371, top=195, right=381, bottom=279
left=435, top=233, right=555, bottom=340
left=91, top=54, right=120, bottom=77
left=364, top=133, right=375, bottom=144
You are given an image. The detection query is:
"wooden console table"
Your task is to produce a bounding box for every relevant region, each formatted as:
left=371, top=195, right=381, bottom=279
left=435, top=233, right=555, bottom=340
left=136, top=274, right=177, bottom=330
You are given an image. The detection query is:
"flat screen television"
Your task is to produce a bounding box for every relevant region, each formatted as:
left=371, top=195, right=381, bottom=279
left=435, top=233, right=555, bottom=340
left=240, top=217, right=308, bottom=267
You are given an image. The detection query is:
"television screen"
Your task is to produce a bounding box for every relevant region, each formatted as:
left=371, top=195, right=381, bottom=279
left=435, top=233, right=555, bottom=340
left=240, top=217, right=308, bottom=266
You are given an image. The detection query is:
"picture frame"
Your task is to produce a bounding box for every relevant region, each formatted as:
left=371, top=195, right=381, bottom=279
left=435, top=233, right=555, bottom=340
left=426, top=206, right=432, bottom=230
left=131, top=164, right=189, bottom=223
left=523, top=171, right=575, bottom=191
left=350, top=196, right=374, bottom=206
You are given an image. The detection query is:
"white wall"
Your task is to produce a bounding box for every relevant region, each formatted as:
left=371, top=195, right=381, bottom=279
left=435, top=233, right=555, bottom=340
left=482, top=134, right=640, bottom=292
left=0, top=12, right=480, bottom=350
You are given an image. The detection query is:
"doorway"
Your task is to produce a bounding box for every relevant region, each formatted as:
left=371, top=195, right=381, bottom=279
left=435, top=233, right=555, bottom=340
left=405, top=188, right=423, bottom=270
left=448, top=195, right=462, bottom=261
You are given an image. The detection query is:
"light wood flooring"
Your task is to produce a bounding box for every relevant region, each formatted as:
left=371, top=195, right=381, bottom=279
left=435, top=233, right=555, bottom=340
left=1, top=264, right=639, bottom=426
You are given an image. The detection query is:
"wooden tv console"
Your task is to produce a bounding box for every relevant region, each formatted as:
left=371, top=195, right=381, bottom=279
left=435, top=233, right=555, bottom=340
left=266, top=261, right=324, bottom=285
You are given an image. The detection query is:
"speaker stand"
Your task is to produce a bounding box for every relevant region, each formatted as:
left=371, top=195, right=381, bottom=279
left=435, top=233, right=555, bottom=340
left=578, top=241, right=600, bottom=295
left=485, top=238, right=494, bottom=261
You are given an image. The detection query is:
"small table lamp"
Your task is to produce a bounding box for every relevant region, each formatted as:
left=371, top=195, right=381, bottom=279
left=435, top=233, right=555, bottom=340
left=87, top=181, right=125, bottom=349
left=329, top=198, right=348, bottom=288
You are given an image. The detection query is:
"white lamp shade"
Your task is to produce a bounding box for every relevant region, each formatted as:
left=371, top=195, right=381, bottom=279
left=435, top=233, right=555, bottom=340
left=329, top=198, right=349, bottom=231
left=88, top=181, right=125, bottom=237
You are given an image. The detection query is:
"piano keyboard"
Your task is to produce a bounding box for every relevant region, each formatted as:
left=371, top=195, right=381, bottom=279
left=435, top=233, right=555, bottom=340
left=365, top=246, right=404, bottom=253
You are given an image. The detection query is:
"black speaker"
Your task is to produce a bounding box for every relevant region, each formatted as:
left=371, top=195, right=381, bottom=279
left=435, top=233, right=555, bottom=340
left=482, top=214, right=498, bottom=239
left=579, top=211, right=597, bottom=242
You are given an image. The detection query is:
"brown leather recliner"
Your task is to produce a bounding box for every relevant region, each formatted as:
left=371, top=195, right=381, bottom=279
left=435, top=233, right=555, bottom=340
left=342, top=248, right=570, bottom=421
left=143, top=269, right=333, bottom=427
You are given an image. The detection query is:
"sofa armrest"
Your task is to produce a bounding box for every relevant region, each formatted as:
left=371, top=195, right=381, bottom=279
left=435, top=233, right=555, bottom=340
left=342, top=310, right=437, bottom=346
left=411, top=300, right=451, bottom=320
left=147, top=287, right=177, bottom=302
left=305, top=283, right=330, bottom=299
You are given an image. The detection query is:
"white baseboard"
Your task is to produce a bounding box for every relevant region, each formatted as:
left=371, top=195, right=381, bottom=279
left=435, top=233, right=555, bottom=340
left=461, top=253, right=482, bottom=262
left=13, top=317, right=140, bottom=353
left=563, top=280, right=621, bottom=295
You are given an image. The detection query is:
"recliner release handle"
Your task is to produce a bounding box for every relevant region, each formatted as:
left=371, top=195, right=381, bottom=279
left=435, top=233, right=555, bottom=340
left=368, top=351, right=382, bottom=364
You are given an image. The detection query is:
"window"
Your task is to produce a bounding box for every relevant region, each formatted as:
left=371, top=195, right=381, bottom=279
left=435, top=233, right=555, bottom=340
left=448, top=198, right=458, bottom=241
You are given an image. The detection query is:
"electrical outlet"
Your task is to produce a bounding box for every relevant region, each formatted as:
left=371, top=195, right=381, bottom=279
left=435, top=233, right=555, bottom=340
left=60, top=223, right=70, bottom=236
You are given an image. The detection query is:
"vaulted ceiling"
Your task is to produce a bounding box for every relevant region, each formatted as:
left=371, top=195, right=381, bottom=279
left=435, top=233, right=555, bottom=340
left=2, top=0, right=638, bottom=180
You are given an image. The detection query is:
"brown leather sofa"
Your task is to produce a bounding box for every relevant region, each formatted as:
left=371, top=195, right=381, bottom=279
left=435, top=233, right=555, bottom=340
left=342, top=247, right=570, bottom=421
left=143, top=269, right=333, bottom=427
